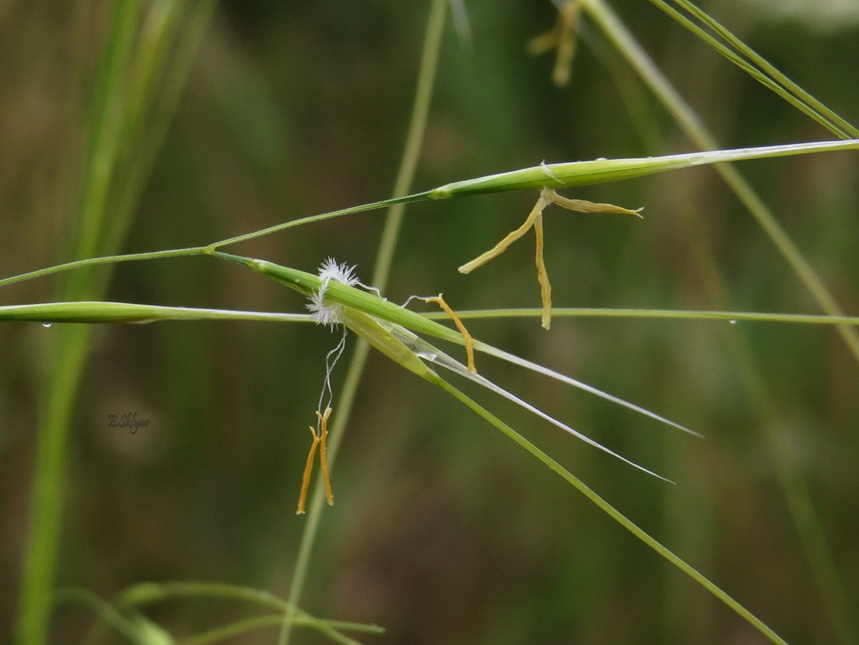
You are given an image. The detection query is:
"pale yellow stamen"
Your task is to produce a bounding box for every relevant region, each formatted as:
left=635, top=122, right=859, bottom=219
left=296, top=407, right=334, bottom=514
left=550, top=192, right=644, bottom=217
left=425, top=294, right=477, bottom=373
left=458, top=190, right=553, bottom=275
left=532, top=212, right=552, bottom=330
left=317, top=408, right=334, bottom=506
left=459, top=187, right=642, bottom=330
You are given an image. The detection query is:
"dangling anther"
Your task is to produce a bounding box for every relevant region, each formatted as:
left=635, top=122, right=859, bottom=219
left=296, top=407, right=334, bottom=514
left=424, top=294, right=477, bottom=373
left=459, top=187, right=642, bottom=331
left=532, top=209, right=552, bottom=330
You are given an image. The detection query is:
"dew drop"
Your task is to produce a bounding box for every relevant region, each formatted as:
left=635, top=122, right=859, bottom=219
left=729, top=319, right=738, bottom=325
left=41, top=322, right=52, bottom=328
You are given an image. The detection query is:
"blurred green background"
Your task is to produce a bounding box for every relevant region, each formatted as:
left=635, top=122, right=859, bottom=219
left=2, top=1, right=858, bottom=643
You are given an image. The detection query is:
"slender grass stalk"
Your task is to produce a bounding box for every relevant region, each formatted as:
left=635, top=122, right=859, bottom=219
left=445, top=308, right=859, bottom=326
left=6, top=300, right=859, bottom=327
left=0, top=301, right=312, bottom=323
left=0, top=247, right=207, bottom=289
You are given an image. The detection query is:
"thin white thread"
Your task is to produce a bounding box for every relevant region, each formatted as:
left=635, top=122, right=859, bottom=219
left=317, top=325, right=348, bottom=416
left=400, top=294, right=424, bottom=308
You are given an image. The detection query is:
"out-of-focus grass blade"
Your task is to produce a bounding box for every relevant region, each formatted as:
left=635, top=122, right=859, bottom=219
left=646, top=0, right=859, bottom=139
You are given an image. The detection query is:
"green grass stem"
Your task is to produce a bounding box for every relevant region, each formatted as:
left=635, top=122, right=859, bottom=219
left=0, top=301, right=312, bottom=324
left=7, top=301, right=859, bottom=328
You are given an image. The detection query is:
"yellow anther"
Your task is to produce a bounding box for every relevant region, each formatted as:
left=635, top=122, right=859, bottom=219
left=317, top=408, right=334, bottom=506
left=532, top=212, right=552, bottom=330
left=459, top=187, right=642, bottom=330
left=550, top=192, right=644, bottom=217
left=458, top=189, right=553, bottom=275
left=296, top=407, right=334, bottom=515
left=425, top=294, right=477, bottom=373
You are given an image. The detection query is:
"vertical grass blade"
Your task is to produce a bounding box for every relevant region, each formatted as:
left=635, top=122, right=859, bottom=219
left=15, top=7, right=141, bottom=643
left=14, top=4, right=215, bottom=644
